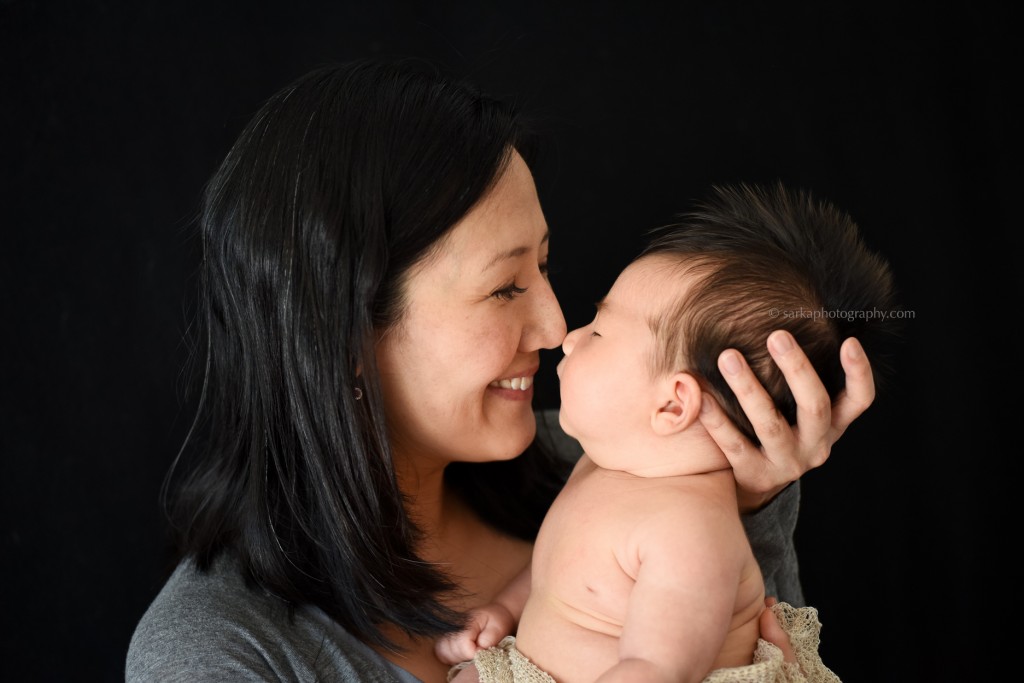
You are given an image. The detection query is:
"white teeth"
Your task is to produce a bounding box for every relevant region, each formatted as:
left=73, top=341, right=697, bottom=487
left=490, top=376, right=533, bottom=390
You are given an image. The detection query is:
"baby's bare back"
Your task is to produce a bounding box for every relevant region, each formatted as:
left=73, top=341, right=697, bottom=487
left=515, top=457, right=765, bottom=683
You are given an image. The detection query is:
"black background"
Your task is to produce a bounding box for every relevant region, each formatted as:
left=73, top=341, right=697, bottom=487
left=2, top=2, right=1017, bottom=681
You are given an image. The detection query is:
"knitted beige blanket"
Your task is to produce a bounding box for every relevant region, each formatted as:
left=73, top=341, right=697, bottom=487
left=448, top=602, right=841, bottom=683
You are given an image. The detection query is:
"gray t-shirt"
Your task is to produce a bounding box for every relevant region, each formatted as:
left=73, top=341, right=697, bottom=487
left=126, top=410, right=803, bottom=682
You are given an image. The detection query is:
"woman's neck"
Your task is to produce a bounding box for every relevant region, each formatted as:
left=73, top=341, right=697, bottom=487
left=392, top=453, right=453, bottom=550
left=374, top=454, right=533, bottom=681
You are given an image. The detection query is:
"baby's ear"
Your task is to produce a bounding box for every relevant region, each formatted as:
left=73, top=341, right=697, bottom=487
left=651, top=372, right=703, bottom=436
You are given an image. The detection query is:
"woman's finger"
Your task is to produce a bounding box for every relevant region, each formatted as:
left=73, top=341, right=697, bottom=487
left=759, top=599, right=796, bottom=664
left=828, top=337, right=876, bottom=443
left=699, top=390, right=788, bottom=512
left=763, top=330, right=833, bottom=469
left=698, top=389, right=751, bottom=462
left=713, top=348, right=791, bottom=465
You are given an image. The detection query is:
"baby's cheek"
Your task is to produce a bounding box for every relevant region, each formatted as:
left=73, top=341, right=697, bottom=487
left=562, top=375, right=601, bottom=428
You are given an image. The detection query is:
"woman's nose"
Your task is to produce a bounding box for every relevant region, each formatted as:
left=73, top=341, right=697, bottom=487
left=524, top=278, right=567, bottom=351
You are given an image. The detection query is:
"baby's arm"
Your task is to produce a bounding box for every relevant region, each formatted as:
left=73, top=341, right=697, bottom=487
left=596, top=505, right=743, bottom=683
left=435, top=565, right=532, bottom=665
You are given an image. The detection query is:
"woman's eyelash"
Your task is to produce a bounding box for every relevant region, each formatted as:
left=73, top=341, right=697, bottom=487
left=491, top=262, right=548, bottom=300
left=491, top=282, right=528, bottom=301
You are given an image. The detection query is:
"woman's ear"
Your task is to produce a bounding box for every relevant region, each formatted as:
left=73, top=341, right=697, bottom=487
left=651, top=372, right=703, bottom=436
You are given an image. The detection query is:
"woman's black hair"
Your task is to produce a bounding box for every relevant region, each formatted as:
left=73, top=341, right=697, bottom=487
left=166, top=58, right=567, bottom=649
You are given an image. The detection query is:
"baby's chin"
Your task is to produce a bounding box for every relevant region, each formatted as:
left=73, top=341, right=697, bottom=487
left=555, top=410, right=588, bottom=448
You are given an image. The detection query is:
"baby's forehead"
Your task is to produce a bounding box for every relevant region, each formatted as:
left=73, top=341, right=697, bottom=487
left=611, top=254, right=701, bottom=312
left=621, top=253, right=702, bottom=290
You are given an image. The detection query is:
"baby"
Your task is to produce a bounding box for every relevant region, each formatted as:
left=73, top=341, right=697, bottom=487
left=438, top=182, right=898, bottom=683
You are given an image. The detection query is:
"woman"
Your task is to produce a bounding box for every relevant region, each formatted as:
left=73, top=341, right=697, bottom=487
left=126, top=58, right=874, bottom=682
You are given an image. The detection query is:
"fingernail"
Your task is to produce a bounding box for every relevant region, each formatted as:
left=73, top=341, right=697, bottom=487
left=769, top=331, right=794, bottom=354
left=844, top=338, right=864, bottom=360
left=721, top=351, right=742, bottom=376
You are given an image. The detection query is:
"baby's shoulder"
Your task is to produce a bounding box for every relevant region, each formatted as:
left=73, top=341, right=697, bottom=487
left=627, top=479, right=744, bottom=543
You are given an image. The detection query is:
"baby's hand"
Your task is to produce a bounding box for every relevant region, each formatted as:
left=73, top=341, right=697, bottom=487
left=435, top=604, right=515, bottom=665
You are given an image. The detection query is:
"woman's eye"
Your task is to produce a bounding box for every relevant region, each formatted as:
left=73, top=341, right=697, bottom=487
left=539, top=261, right=550, bottom=278
left=492, top=282, right=528, bottom=301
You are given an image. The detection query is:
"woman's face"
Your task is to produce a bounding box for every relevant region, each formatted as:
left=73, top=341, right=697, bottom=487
left=375, top=152, right=566, bottom=470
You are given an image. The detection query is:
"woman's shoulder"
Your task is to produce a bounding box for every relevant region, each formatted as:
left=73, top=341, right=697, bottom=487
left=125, top=554, right=407, bottom=682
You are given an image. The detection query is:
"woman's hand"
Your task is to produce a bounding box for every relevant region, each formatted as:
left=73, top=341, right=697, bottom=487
left=699, top=331, right=875, bottom=512
left=758, top=597, right=797, bottom=664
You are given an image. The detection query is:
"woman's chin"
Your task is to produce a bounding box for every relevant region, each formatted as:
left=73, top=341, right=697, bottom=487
left=484, top=411, right=537, bottom=461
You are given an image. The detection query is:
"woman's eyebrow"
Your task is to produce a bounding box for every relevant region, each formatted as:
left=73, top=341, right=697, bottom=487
left=481, top=245, right=529, bottom=272
left=480, top=231, right=550, bottom=273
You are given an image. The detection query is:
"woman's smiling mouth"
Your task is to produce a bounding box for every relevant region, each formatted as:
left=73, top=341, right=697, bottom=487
left=489, top=375, right=534, bottom=391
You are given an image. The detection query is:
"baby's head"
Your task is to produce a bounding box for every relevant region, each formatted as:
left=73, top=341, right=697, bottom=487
left=638, top=182, right=899, bottom=446
left=557, top=251, right=722, bottom=471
